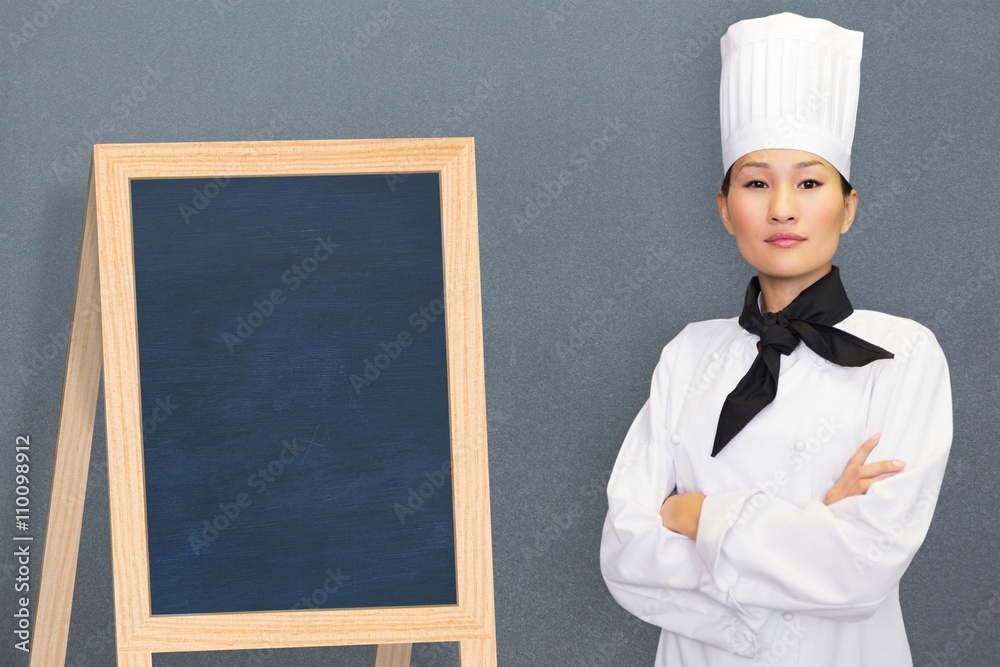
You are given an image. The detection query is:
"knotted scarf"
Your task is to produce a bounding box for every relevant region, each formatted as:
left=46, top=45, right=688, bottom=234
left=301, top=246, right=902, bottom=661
left=711, top=266, right=894, bottom=457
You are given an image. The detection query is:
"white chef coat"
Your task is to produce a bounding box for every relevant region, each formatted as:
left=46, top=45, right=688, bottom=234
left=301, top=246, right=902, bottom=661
left=600, top=301, right=952, bottom=667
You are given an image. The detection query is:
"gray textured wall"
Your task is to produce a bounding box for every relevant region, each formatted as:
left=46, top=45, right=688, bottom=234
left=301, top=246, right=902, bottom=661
left=2, top=1, right=997, bottom=665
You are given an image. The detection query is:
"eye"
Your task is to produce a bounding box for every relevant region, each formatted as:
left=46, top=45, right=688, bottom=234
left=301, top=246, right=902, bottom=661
left=743, top=179, right=767, bottom=189
left=799, top=179, right=822, bottom=189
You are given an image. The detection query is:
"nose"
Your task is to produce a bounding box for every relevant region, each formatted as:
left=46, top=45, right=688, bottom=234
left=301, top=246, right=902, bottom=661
left=769, top=183, right=797, bottom=224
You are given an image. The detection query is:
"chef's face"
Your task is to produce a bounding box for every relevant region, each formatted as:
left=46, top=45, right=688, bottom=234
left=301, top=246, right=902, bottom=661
left=716, top=148, right=857, bottom=287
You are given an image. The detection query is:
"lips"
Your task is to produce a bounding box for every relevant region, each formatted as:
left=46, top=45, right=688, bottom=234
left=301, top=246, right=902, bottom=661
left=766, top=232, right=805, bottom=248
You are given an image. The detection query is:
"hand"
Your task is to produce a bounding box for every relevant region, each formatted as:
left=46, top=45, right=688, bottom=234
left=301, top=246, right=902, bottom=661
left=824, top=433, right=905, bottom=506
left=660, top=492, right=706, bottom=539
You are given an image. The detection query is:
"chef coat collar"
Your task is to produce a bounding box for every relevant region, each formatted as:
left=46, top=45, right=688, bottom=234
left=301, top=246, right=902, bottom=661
left=711, top=266, right=894, bottom=457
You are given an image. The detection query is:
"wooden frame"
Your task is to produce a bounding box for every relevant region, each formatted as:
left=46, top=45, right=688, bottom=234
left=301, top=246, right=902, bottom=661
left=32, top=138, right=495, bottom=666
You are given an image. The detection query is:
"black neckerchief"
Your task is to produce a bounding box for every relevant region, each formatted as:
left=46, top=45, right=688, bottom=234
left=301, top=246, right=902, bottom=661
left=711, top=265, right=894, bottom=457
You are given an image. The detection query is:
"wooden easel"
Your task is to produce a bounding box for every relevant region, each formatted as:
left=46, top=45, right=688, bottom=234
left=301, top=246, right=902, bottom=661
left=32, top=140, right=496, bottom=665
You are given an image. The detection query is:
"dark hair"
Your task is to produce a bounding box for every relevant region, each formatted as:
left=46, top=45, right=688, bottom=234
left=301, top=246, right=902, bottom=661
left=719, top=165, right=854, bottom=198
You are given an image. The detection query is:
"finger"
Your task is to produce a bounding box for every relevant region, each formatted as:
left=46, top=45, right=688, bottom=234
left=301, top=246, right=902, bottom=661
left=849, top=433, right=882, bottom=465
left=857, top=459, right=905, bottom=480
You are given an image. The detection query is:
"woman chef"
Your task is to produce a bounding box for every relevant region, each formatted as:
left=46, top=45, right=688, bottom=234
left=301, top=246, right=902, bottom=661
left=599, top=12, right=952, bottom=667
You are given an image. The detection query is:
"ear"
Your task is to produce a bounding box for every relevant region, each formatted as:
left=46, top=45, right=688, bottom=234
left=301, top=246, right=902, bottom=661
left=840, top=189, right=858, bottom=234
left=717, top=190, right=735, bottom=236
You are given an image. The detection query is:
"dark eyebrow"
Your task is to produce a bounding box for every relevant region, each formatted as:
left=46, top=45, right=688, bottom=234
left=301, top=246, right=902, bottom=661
left=738, top=160, right=824, bottom=172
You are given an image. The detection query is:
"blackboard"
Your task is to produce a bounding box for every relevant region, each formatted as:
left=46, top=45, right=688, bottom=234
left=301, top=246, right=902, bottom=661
left=130, top=172, right=456, bottom=615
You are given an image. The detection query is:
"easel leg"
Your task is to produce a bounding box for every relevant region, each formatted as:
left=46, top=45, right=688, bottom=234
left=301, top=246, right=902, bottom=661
left=30, top=167, right=103, bottom=667
left=374, top=643, right=413, bottom=666
left=459, top=638, right=497, bottom=666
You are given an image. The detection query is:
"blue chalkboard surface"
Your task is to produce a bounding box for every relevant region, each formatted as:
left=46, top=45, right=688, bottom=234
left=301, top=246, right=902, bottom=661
left=129, top=173, right=455, bottom=615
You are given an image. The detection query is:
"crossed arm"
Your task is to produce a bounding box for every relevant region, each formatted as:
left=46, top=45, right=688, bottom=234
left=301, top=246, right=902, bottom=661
left=660, top=433, right=906, bottom=539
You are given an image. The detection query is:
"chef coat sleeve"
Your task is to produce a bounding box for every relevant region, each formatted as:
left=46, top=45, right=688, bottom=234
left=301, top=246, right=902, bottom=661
left=600, top=333, right=766, bottom=657
left=694, top=322, right=952, bottom=621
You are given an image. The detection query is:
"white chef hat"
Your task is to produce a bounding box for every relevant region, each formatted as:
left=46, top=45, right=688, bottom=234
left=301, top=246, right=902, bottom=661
left=719, top=12, right=864, bottom=180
